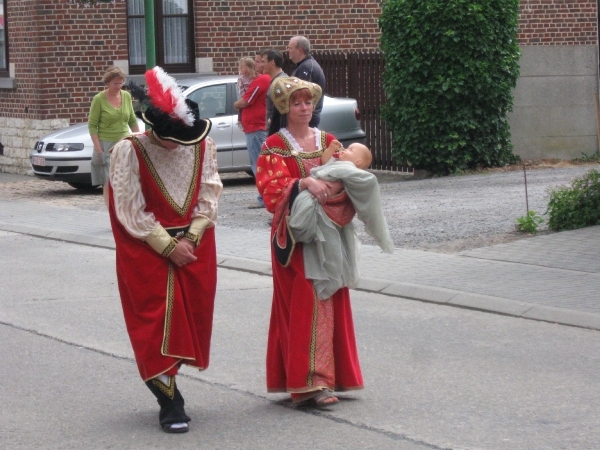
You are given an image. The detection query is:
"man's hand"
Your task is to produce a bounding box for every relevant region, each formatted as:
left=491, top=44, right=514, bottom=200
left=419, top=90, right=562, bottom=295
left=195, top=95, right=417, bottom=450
left=233, top=98, right=250, bottom=111
left=169, top=239, right=197, bottom=267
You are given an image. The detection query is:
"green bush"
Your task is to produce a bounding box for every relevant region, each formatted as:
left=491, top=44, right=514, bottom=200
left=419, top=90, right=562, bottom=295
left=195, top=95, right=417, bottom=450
left=515, top=210, right=544, bottom=234
left=379, top=0, right=521, bottom=175
left=546, top=169, right=600, bottom=231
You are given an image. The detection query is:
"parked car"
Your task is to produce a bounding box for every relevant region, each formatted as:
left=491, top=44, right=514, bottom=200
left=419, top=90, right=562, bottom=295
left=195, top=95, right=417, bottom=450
left=30, top=75, right=367, bottom=189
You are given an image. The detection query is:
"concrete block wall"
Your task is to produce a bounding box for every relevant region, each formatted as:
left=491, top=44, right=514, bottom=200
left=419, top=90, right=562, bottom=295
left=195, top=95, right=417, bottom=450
left=510, top=45, right=599, bottom=160
left=511, top=1, right=599, bottom=160
left=0, top=117, right=70, bottom=174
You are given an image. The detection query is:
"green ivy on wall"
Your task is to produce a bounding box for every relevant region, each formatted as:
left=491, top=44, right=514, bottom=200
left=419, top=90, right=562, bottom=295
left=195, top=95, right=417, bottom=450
left=380, top=0, right=521, bottom=175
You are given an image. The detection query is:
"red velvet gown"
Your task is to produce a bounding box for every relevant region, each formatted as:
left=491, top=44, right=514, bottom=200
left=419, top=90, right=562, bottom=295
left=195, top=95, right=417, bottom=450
left=108, top=136, right=217, bottom=381
left=256, top=130, right=364, bottom=400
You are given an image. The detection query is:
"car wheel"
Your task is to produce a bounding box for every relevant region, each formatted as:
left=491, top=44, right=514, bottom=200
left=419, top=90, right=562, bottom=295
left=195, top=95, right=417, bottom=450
left=67, top=182, right=100, bottom=190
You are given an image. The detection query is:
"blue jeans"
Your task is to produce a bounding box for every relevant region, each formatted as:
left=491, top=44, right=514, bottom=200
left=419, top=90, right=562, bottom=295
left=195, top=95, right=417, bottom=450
left=246, top=129, right=267, bottom=205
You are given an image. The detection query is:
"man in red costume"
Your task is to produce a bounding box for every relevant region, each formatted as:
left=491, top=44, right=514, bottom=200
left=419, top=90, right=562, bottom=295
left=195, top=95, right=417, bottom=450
left=108, top=67, right=222, bottom=434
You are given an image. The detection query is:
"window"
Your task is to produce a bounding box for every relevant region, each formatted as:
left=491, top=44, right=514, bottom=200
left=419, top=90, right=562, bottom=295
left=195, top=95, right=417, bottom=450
left=0, top=0, right=8, bottom=77
left=186, top=84, right=228, bottom=119
left=127, top=0, right=194, bottom=74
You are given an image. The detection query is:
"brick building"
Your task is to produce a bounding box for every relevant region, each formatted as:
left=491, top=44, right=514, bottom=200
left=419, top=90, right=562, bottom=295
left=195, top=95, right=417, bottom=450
left=0, top=0, right=597, bottom=173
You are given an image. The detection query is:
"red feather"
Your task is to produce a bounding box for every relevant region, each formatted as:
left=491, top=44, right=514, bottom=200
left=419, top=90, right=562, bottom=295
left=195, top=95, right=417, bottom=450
left=145, top=68, right=176, bottom=116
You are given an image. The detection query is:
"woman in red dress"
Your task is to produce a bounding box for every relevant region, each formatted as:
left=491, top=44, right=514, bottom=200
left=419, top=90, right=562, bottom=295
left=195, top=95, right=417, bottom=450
left=255, top=77, right=364, bottom=407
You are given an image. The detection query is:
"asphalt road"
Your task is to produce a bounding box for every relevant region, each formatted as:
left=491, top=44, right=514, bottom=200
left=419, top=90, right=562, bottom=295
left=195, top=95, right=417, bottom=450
left=2, top=231, right=600, bottom=449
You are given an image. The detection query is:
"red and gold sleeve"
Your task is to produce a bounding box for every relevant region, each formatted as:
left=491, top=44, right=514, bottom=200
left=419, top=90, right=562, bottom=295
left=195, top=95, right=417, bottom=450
left=256, top=152, right=297, bottom=214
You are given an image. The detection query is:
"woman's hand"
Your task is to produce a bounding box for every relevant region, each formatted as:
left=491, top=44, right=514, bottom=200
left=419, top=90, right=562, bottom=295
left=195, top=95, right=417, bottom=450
left=169, top=239, right=197, bottom=267
left=91, top=149, right=104, bottom=166
left=302, top=177, right=341, bottom=205
left=90, top=134, right=103, bottom=154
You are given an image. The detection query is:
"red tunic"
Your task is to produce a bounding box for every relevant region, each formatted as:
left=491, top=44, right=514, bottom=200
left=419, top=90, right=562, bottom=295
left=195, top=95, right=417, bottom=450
left=256, top=131, right=364, bottom=398
left=108, top=136, right=217, bottom=381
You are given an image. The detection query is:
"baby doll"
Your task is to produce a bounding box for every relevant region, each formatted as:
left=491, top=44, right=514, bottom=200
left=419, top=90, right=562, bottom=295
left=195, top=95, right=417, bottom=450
left=320, top=140, right=373, bottom=169
left=288, top=139, right=393, bottom=300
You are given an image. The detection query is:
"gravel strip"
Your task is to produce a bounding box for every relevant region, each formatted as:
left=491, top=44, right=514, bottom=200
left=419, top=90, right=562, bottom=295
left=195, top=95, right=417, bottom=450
left=2, top=162, right=599, bottom=253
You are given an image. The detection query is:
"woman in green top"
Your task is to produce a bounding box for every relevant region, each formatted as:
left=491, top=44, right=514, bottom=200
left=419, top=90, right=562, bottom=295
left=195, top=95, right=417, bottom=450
left=88, top=66, right=140, bottom=207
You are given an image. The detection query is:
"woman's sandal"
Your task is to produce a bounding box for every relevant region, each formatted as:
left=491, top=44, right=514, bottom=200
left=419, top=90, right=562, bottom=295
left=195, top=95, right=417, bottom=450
left=310, top=389, right=339, bottom=408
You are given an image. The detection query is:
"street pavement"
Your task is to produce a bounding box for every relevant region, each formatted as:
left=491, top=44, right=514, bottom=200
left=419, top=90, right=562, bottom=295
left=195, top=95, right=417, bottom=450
left=2, top=172, right=600, bottom=449
left=0, top=185, right=599, bottom=331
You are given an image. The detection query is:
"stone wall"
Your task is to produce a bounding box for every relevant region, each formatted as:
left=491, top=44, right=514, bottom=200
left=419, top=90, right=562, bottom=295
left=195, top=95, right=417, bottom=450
left=0, top=117, right=70, bottom=174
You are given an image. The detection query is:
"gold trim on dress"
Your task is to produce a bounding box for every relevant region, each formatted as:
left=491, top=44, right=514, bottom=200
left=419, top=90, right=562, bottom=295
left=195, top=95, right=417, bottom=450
left=161, top=238, right=178, bottom=257
left=159, top=261, right=197, bottom=361
left=306, top=290, right=319, bottom=387
left=130, top=135, right=201, bottom=217
left=151, top=376, right=175, bottom=399
left=183, top=232, right=199, bottom=246
left=273, top=218, right=297, bottom=268
left=161, top=262, right=176, bottom=355
left=262, top=131, right=328, bottom=179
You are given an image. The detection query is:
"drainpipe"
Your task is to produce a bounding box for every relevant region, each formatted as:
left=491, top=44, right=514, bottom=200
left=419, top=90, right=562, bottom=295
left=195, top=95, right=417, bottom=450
left=144, top=0, right=156, bottom=69
left=597, top=0, right=600, bottom=152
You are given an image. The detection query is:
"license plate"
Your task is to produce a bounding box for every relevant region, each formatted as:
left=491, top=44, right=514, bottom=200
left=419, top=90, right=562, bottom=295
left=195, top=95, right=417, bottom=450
left=32, top=156, right=45, bottom=166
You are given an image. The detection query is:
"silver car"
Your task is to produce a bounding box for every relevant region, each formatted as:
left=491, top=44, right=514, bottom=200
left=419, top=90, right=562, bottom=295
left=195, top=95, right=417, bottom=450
left=30, top=75, right=367, bottom=189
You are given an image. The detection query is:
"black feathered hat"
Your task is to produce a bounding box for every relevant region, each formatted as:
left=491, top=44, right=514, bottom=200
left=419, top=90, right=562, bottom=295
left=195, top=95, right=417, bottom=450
left=130, top=67, right=211, bottom=145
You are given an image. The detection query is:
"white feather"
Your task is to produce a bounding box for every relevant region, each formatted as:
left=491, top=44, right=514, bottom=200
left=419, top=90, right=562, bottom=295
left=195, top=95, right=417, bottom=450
left=152, top=67, right=195, bottom=126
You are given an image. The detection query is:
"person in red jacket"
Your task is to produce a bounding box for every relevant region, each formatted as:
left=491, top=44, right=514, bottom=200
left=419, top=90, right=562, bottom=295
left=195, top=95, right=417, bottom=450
left=234, top=69, right=271, bottom=208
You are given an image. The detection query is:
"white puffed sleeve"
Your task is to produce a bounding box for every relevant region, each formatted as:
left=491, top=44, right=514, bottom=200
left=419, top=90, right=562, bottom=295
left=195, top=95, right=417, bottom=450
left=189, top=137, right=223, bottom=237
left=110, top=140, right=173, bottom=253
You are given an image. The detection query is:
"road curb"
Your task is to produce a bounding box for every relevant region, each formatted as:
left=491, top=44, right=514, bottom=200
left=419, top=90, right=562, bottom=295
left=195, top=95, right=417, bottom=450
left=354, top=279, right=600, bottom=331
left=3, top=222, right=600, bottom=332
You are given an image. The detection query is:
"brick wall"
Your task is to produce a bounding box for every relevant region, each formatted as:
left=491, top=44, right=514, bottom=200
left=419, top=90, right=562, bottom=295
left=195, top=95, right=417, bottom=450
left=0, top=0, right=128, bottom=124
left=1, top=0, right=599, bottom=174
left=194, top=0, right=383, bottom=74
left=518, top=0, right=598, bottom=45
left=193, top=0, right=599, bottom=74
left=2, top=0, right=597, bottom=123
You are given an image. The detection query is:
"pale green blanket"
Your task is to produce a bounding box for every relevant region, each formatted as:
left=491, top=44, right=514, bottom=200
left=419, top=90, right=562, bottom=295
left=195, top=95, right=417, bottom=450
left=289, top=160, right=394, bottom=299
